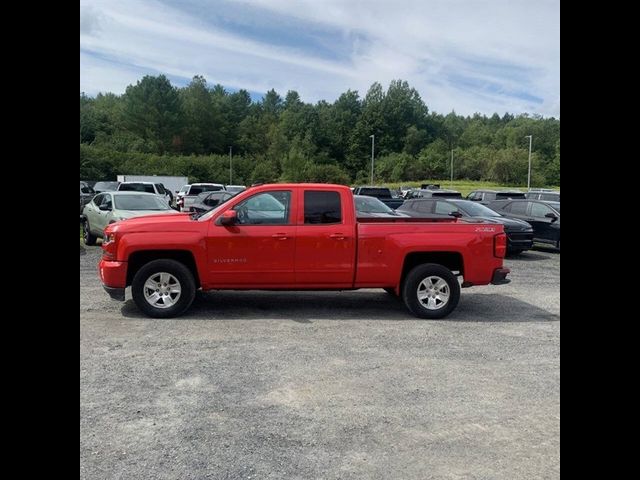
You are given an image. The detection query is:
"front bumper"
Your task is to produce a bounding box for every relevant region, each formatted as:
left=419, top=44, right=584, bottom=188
left=506, top=231, right=534, bottom=251
left=98, top=259, right=128, bottom=301
left=491, top=267, right=511, bottom=285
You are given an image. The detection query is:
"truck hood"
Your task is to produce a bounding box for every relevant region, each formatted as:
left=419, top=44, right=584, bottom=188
left=109, top=211, right=195, bottom=233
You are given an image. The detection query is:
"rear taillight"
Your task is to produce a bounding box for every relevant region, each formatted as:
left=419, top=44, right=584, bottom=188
left=494, top=233, right=507, bottom=258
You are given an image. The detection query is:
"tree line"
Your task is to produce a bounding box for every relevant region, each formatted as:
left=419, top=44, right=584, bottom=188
left=80, top=75, right=560, bottom=186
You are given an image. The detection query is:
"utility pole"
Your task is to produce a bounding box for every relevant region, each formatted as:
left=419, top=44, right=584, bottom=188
left=525, top=135, right=532, bottom=190
left=370, top=134, right=375, bottom=184
left=229, top=146, right=233, bottom=185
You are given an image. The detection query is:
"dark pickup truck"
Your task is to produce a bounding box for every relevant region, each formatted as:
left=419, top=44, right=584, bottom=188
left=352, top=186, right=404, bottom=209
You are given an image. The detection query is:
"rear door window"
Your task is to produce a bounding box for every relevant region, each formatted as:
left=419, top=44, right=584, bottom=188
left=415, top=201, right=434, bottom=214
left=304, top=191, right=342, bottom=224
left=483, top=192, right=496, bottom=201
left=435, top=201, right=459, bottom=215
left=509, top=202, right=528, bottom=214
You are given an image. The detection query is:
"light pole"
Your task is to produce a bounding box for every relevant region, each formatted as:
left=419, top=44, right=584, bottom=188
left=525, top=135, right=532, bottom=190
left=450, top=149, right=454, bottom=187
left=370, top=134, right=375, bottom=185
left=229, top=146, right=233, bottom=185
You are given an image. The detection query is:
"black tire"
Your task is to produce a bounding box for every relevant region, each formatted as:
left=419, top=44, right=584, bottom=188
left=402, top=263, right=460, bottom=319
left=83, top=219, right=97, bottom=246
left=131, top=259, right=196, bottom=318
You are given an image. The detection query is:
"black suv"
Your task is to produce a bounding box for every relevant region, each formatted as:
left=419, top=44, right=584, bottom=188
left=488, top=199, right=560, bottom=250
left=467, top=189, right=526, bottom=205
left=397, top=198, right=534, bottom=254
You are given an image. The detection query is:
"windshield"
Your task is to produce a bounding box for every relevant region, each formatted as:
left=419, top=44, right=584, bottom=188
left=455, top=201, right=502, bottom=217
left=355, top=196, right=395, bottom=214
left=119, top=183, right=155, bottom=193
left=114, top=194, right=170, bottom=210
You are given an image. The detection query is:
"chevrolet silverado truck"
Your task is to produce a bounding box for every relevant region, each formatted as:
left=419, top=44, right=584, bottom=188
left=98, top=184, right=510, bottom=319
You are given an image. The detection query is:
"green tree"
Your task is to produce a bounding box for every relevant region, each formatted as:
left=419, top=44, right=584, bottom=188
left=121, top=75, right=183, bottom=154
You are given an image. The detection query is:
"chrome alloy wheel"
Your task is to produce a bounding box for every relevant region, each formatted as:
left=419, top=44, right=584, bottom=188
left=417, top=276, right=450, bottom=310
left=143, top=272, right=182, bottom=309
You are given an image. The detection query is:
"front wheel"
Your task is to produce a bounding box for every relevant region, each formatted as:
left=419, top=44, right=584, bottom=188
left=131, top=259, right=196, bottom=318
left=83, top=219, right=97, bottom=246
left=402, top=264, right=460, bottom=319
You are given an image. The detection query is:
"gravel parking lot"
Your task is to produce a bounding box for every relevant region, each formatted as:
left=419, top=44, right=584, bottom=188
left=80, top=244, right=559, bottom=479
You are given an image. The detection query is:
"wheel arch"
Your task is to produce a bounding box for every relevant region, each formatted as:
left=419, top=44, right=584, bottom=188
left=126, top=250, right=201, bottom=288
left=399, top=251, right=464, bottom=291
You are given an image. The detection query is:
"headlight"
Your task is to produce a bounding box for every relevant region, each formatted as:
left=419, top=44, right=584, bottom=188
left=103, top=233, right=116, bottom=244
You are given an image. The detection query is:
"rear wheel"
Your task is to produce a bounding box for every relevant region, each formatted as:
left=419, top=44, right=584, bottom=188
left=83, top=219, right=97, bottom=246
left=131, top=259, right=196, bottom=318
left=402, top=264, right=460, bottom=319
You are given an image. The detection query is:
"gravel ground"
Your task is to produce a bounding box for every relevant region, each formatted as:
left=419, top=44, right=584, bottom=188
left=80, top=244, right=559, bottom=480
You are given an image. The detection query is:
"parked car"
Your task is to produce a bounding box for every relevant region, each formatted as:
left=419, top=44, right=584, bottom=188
left=467, top=189, right=526, bottom=205
left=405, top=188, right=462, bottom=199
left=488, top=199, right=560, bottom=250
left=117, top=181, right=172, bottom=204
left=354, top=195, right=410, bottom=218
left=177, top=183, right=226, bottom=211
left=93, top=181, right=120, bottom=194
left=225, top=185, right=247, bottom=195
left=81, top=192, right=180, bottom=246
left=187, top=191, right=235, bottom=214
left=80, top=182, right=95, bottom=216
left=525, top=189, right=560, bottom=202
left=397, top=198, right=534, bottom=254
left=351, top=186, right=404, bottom=209
left=175, top=184, right=190, bottom=207
left=98, top=183, right=511, bottom=319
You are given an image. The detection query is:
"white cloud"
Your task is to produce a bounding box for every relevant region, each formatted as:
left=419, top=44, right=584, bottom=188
left=80, top=0, right=559, bottom=117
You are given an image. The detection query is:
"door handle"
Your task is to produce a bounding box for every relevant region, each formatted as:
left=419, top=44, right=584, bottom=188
left=272, top=233, right=288, bottom=240
left=329, top=233, right=346, bottom=240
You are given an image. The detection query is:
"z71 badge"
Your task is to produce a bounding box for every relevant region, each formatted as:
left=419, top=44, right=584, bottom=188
left=475, top=227, right=496, bottom=232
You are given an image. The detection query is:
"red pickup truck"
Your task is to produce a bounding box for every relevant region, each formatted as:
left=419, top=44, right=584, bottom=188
left=98, top=183, right=510, bottom=319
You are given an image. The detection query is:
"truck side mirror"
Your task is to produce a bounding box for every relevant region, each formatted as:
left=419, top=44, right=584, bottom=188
left=216, top=210, right=238, bottom=226
left=449, top=211, right=463, bottom=218
left=545, top=212, right=558, bottom=222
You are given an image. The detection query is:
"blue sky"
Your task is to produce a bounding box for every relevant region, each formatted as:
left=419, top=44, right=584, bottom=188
left=80, top=0, right=559, bottom=117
